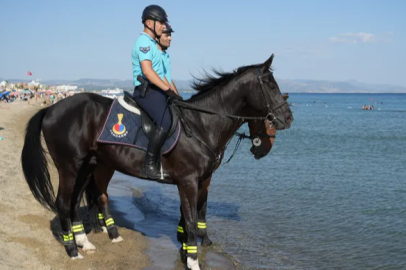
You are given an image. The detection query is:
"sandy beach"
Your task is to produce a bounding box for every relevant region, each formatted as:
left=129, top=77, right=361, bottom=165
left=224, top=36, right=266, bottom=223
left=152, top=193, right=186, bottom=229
left=0, top=98, right=237, bottom=270
left=0, top=99, right=150, bottom=270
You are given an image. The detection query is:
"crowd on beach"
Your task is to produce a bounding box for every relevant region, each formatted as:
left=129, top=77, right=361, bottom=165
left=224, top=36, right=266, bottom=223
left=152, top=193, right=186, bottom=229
left=0, top=89, right=71, bottom=106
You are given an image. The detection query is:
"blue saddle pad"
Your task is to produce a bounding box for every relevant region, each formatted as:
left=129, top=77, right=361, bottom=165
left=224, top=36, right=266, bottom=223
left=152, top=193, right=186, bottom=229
left=97, top=99, right=181, bottom=154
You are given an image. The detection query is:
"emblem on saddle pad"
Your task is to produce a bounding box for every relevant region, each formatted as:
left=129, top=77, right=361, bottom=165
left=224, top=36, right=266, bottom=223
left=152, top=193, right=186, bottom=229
left=111, top=113, right=128, bottom=138
left=139, top=46, right=150, bottom=53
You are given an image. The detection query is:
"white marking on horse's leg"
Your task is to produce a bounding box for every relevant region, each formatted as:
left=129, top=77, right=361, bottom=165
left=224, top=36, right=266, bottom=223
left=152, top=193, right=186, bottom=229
left=101, top=226, right=108, bottom=233
left=187, top=257, right=200, bottom=270
left=112, top=236, right=123, bottom=243
left=75, top=234, right=96, bottom=253
left=71, top=253, right=84, bottom=260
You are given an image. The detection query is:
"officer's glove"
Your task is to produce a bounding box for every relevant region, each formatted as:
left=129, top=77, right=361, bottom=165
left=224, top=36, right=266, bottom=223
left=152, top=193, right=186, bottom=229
left=166, top=90, right=184, bottom=101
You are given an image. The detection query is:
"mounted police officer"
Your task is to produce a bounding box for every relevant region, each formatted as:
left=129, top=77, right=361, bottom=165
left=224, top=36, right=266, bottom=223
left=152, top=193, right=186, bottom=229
left=157, top=23, right=179, bottom=94
left=132, top=5, right=181, bottom=180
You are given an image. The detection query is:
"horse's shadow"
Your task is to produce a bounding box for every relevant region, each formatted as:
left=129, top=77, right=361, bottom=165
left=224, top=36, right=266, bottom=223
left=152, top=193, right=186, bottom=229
left=108, top=186, right=241, bottom=246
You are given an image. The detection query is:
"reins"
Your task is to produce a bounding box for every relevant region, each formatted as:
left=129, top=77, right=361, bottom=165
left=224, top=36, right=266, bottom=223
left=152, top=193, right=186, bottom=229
left=171, top=99, right=268, bottom=121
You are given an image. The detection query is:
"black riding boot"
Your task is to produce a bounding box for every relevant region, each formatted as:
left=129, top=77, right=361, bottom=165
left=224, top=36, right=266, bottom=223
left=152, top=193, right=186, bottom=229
left=140, top=126, right=170, bottom=180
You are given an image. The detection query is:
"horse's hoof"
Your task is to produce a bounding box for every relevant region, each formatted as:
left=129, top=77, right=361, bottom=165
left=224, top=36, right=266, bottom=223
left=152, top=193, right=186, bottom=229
left=71, top=253, right=83, bottom=260
left=101, top=226, right=108, bottom=233
left=187, top=257, right=200, bottom=270
left=201, top=237, right=213, bottom=247
left=112, top=236, right=123, bottom=243
left=82, top=242, right=96, bottom=253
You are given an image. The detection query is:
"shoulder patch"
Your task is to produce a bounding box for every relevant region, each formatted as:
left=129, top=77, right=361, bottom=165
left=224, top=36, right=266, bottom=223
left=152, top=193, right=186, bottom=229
left=140, top=46, right=150, bottom=53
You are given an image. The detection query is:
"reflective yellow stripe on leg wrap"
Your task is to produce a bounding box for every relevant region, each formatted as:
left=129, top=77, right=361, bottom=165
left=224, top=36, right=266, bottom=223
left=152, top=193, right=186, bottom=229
left=72, top=224, right=85, bottom=233
left=98, top=213, right=104, bottom=220
left=105, top=217, right=115, bottom=226
left=63, top=233, right=74, bottom=242
left=186, top=245, right=198, bottom=254
left=182, top=243, right=187, bottom=250
left=177, top=226, right=184, bottom=233
left=197, top=222, right=207, bottom=229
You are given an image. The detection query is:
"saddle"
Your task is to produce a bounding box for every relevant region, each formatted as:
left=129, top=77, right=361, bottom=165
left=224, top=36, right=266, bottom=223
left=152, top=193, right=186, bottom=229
left=122, top=91, right=180, bottom=138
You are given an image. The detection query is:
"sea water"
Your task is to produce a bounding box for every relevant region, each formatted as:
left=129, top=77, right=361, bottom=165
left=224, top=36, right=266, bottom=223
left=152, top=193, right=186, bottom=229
left=109, top=93, right=406, bottom=270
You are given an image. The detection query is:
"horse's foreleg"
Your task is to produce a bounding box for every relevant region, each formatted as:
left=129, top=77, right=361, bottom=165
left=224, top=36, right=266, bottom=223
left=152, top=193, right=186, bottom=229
left=197, top=176, right=212, bottom=246
left=94, top=164, right=122, bottom=243
left=178, top=181, right=201, bottom=270
left=177, top=175, right=213, bottom=253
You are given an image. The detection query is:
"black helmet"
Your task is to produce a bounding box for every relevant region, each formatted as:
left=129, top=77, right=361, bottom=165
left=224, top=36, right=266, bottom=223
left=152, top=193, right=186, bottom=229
left=162, top=23, right=174, bottom=33
left=142, top=5, right=168, bottom=23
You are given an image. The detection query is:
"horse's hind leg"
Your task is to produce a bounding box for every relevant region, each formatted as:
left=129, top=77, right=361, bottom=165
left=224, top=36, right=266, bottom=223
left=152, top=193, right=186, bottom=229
left=56, top=170, right=83, bottom=259
left=71, top=161, right=97, bottom=253
left=94, top=163, right=123, bottom=243
left=57, top=159, right=98, bottom=258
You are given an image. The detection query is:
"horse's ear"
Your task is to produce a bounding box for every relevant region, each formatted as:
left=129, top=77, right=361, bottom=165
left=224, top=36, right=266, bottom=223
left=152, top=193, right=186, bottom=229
left=263, top=54, right=274, bottom=70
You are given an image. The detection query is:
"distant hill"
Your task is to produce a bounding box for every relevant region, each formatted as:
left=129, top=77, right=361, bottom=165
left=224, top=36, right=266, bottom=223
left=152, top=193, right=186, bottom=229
left=2, top=77, right=406, bottom=93
left=277, top=79, right=406, bottom=93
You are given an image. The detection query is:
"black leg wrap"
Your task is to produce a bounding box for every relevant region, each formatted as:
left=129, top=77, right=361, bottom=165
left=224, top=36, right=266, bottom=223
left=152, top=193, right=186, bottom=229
left=185, top=244, right=198, bottom=259
left=179, top=243, right=187, bottom=262
left=72, top=221, right=85, bottom=236
left=197, top=220, right=213, bottom=246
left=98, top=212, right=105, bottom=227
left=99, top=204, right=120, bottom=239
left=177, top=223, right=185, bottom=243
left=62, top=231, right=78, bottom=257
left=106, top=220, right=119, bottom=240
left=197, top=220, right=207, bottom=238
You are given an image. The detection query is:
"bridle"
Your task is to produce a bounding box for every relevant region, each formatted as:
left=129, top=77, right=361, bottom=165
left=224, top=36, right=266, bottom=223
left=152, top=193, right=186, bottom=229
left=256, top=68, right=288, bottom=128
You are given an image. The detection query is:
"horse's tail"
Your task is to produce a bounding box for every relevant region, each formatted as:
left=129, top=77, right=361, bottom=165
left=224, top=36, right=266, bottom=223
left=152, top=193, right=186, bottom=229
left=21, top=107, right=58, bottom=213
left=85, top=173, right=101, bottom=229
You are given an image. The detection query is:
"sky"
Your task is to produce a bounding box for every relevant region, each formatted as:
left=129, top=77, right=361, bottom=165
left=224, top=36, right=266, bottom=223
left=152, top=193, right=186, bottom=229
left=1, top=0, right=405, bottom=86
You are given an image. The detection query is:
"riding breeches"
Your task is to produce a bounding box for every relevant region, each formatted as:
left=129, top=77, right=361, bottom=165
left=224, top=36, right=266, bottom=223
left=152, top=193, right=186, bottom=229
left=133, top=86, right=172, bottom=132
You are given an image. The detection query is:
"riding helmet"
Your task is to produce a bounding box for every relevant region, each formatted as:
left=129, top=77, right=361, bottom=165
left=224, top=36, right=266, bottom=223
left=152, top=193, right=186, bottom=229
left=162, top=23, right=174, bottom=33
left=142, top=5, right=168, bottom=23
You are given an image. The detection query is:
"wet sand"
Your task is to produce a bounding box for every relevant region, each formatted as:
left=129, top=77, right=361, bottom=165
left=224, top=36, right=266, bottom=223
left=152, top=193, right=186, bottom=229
left=0, top=98, right=237, bottom=270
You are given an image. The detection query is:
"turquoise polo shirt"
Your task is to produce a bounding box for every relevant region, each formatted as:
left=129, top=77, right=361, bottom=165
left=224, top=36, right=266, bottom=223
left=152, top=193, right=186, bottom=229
left=132, top=32, right=165, bottom=86
left=162, top=51, right=172, bottom=84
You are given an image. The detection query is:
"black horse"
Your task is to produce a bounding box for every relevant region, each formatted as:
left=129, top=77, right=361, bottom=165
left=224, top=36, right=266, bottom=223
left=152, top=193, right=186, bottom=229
left=21, top=54, right=292, bottom=270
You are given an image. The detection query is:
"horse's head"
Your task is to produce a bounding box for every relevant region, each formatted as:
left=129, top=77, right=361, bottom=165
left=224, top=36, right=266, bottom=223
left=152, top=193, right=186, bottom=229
left=246, top=92, right=289, bottom=159
left=243, top=54, right=293, bottom=130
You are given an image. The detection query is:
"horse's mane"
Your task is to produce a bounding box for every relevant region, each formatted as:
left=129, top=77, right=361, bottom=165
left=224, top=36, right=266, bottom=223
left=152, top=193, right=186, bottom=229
left=191, top=63, right=266, bottom=98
